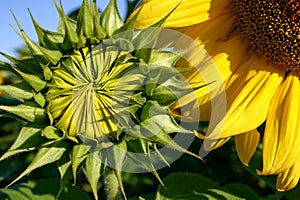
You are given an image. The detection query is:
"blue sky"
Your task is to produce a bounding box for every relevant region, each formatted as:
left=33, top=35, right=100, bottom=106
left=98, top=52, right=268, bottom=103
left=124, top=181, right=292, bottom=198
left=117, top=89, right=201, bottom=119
left=0, top=0, right=127, bottom=57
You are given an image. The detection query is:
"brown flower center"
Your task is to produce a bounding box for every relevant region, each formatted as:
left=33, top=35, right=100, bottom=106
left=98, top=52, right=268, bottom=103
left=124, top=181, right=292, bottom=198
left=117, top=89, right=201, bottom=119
left=232, top=0, right=300, bottom=70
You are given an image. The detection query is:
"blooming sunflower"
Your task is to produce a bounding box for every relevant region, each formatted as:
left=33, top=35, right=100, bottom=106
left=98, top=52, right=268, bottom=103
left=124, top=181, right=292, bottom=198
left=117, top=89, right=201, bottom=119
left=0, top=0, right=202, bottom=199
left=131, top=0, right=300, bottom=191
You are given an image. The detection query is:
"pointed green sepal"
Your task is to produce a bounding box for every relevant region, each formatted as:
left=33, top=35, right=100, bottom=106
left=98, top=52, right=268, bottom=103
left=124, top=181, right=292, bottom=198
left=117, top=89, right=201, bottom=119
left=104, top=140, right=127, bottom=198
left=28, top=9, right=64, bottom=50
left=0, top=53, right=42, bottom=74
left=71, top=144, right=89, bottom=185
left=83, top=153, right=102, bottom=200
left=90, top=0, right=106, bottom=40
left=126, top=140, right=165, bottom=186
left=43, top=65, right=53, bottom=81
left=151, top=77, right=193, bottom=106
left=42, top=126, right=62, bottom=139
left=0, top=82, right=33, bottom=101
left=11, top=66, right=46, bottom=92
left=54, top=0, right=79, bottom=51
left=12, top=11, right=62, bottom=65
left=0, top=104, right=45, bottom=122
left=6, top=140, right=70, bottom=188
left=149, top=51, right=181, bottom=67
left=0, top=60, right=15, bottom=73
left=77, top=0, right=94, bottom=39
left=34, top=92, right=46, bottom=107
left=100, top=0, right=124, bottom=36
left=148, top=130, right=202, bottom=161
left=104, top=168, right=127, bottom=200
left=56, top=155, right=72, bottom=198
left=0, top=123, right=44, bottom=162
left=76, top=26, right=87, bottom=49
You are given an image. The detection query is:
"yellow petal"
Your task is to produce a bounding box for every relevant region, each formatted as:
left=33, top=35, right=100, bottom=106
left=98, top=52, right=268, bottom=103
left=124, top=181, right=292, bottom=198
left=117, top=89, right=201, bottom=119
left=276, top=160, right=300, bottom=191
left=235, top=129, right=260, bottom=166
left=174, top=8, right=235, bottom=55
left=262, top=71, right=300, bottom=174
left=195, top=132, right=231, bottom=151
left=206, top=56, right=284, bottom=140
left=202, top=137, right=231, bottom=152
left=129, top=0, right=231, bottom=28
left=173, top=35, right=249, bottom=121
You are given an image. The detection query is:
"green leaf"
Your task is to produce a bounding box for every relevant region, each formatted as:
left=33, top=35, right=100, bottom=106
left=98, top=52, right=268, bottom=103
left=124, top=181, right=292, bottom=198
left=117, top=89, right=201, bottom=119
left=1, top=178, right=91, bottom=200
left=0, top=123, right=44, bottom=161
left=156, top=172, right=244, bottom=200
left=56, top=155, right=72, bottom=198
left=130, top=92, right=147, bottom=106
left=128, top=193, right=156, bottom=200
left=0, top=104, right=45, bottom=122
left=83, top=153, right=102, bottom=200
left=0, top=83, right=33, bottom=101
left=6, top=140, right=70, bottom=188
left=105, top=140, right=127, bottom=198
left=135, top=48, right=152, bottom=64
left=100, top=0, right=124, bottom=36
left=0, top=189, right=30, bottom=200
left=70, top=144, right=89, bottom=184
left=151, top=85, right=181, bottom=106
left=224, top=183, right=260, bottom=199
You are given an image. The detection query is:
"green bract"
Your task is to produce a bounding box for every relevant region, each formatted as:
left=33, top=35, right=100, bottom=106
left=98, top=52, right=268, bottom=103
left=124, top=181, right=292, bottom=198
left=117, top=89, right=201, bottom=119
left=0, top=0, right=201, bottom=199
